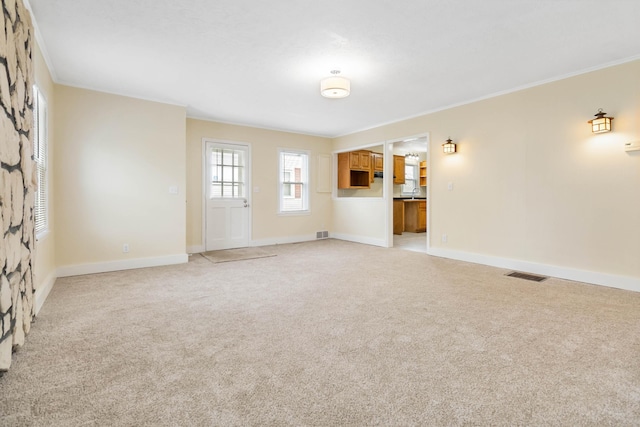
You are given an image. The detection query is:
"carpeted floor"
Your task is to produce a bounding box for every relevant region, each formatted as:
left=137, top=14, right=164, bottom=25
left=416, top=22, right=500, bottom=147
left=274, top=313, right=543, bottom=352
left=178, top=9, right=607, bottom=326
left=1, top=239, right=639, bottom=426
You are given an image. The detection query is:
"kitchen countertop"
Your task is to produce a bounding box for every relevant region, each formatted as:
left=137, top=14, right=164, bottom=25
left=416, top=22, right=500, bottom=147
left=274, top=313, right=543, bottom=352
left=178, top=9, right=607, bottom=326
left=393, top=197, right=426, bottom=201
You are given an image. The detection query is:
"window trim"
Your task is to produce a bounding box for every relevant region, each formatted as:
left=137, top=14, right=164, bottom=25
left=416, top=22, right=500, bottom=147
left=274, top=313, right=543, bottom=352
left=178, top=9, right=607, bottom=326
left=401, top=163, right=419, bottom=196
left=278, top=148, right=310, bottom=215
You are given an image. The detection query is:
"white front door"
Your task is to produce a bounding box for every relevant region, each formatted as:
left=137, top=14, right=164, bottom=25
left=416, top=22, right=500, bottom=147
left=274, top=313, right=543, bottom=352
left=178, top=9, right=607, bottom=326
left=205, top=141, right=250, bottom=251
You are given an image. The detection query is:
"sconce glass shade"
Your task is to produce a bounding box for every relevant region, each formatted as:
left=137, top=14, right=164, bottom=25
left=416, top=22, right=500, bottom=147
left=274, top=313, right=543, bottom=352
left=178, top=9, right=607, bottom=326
left=588, top=109, right=613, bottom=133
left=442, top=138, right=456, bottom=154
left=320, top=76, right=350, bottom=98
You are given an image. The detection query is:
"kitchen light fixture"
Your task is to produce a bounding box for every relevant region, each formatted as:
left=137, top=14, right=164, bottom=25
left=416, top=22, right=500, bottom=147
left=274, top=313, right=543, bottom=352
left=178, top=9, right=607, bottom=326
left=588, top=109, right=613, bottom=133
left=405, top=152, right=419, bottom=160
left=442, top=138, right=457, bottom=154
left=320, top=70, right=350, bottom=99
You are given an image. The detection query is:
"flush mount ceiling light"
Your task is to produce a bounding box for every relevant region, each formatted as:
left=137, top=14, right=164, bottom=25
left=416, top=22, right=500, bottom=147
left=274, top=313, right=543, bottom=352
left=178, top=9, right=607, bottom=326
left=588, top=108, right=613, bottom=133
left=320, top=70, right=350, bottom=99
left=442, top=138, right=457, bottom=154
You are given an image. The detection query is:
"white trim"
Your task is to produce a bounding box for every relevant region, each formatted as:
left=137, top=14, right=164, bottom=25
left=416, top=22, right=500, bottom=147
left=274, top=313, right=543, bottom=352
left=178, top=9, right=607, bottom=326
left=187, top=114, right=331, bottom=139
left=335, top=54, right=640, bottom=138
left=386, top=133, right=430, bottom=251
left=428, top=247, right=640, bottom=293
left=278, top=148, right=311, bottom=214
left=51, top=80, right=188, bottom=108
left=332, top=233, right=387, bottom=248
left=201, top=138, right=253, bottom=251
left=35, top=229, right=50, bottom=242
left=277, top=210, right=311, bottom=217
left=22, top=0, right=58, bottom=81
left=187, top=245, right=205, bottom=254
left=34, top=270, right=57, bottom=315
left=251, top=234, right=320, bottom=247
left=57, top=254, right=188, bottom=278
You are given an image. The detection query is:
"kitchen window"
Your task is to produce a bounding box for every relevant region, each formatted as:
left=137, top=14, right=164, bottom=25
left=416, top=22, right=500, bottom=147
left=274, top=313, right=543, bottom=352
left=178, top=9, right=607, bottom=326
left=278, top=149, right=309, bottom=214
left=401, top=163, right=419, bottom=196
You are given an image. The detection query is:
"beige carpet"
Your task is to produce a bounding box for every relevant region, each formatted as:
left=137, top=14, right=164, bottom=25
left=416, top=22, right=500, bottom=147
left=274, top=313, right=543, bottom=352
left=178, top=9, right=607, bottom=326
left=1, top=239, right=639, bottom=426
left=201, top=246, right=276, bottom=263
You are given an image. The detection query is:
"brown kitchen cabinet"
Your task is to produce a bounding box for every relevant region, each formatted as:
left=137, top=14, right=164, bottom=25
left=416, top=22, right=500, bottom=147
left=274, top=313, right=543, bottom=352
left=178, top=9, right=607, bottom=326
left=349, top=151, right=371, bottom=170
left=338, top=151, right=371, bottom=189
left=393, top=155, right=405, bottom=184
left=419, top=160, right=427, bottom=186
left=372, top=153, right=383, bottom=171
left=403, top=200, right=426, bottom=233
left=393, top=200, right=404, bottom=235
left=418, top=200, right=426, bottom=231
left=370, top=152, right=384, bottom=183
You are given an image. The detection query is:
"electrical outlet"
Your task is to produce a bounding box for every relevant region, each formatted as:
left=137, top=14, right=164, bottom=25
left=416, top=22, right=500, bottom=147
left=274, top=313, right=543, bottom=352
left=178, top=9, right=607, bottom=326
left=447, top=182, right=453, bottom=191
left=123, top=244, right=130, bottom=253
left=441, top=234, right=448, bottom=243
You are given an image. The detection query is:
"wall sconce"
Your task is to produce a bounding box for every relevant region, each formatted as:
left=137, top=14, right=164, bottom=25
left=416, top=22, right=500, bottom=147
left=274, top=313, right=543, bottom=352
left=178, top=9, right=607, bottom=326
left=442, top=138, right=457, bottom=154
left=588, top=109, right=613, bottom=133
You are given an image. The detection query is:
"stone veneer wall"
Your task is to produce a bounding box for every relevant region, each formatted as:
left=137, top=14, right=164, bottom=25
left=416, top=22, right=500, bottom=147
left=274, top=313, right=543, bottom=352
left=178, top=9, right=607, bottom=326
left=0, top=0, right=36, bottom=371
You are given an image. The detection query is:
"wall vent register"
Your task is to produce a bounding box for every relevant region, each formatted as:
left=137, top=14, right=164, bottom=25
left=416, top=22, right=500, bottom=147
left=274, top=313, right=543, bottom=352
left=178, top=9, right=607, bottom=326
left=506, top=271, right=548, bottom=282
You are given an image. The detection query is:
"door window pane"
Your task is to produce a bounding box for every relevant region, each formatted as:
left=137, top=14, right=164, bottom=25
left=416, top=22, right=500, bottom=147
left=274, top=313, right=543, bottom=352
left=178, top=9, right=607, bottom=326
left=210, top=147, right=245, bottom=199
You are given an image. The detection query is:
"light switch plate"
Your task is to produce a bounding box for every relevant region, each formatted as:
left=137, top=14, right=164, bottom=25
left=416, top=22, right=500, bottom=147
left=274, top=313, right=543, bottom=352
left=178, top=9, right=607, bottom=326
left=624, top=141, right=640, bottom=152
left=169, top=185, right=179, bottom=195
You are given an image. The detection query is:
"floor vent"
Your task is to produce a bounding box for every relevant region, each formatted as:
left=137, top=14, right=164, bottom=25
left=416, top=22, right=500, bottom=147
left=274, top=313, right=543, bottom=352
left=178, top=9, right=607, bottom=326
left=316, top=231, right=329, bottom=239
left=506, top=271, right=548, bottom=282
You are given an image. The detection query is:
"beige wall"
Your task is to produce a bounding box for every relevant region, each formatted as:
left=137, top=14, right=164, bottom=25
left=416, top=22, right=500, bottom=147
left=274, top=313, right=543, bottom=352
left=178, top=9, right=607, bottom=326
left=332, top=198, right=388, bottom=245
left=186, top=119, right=332, bottom=248
left=33, top=41, right=56, bottom=298
left=334, top=60, right=640, bottom=283
left=53, top=86, right=187, bottom=268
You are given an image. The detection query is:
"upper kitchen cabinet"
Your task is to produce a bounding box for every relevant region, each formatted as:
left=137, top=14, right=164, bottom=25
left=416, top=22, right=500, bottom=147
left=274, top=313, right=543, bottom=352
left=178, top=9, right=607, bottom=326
left=349, top=151, right=370, bottom=170
left=393, top=155, right=405, bottom=185
left=419, top=160, right=427, bottom=186
left=370, top=152, right=384, bottom=183
left=372, top=153, right=384, bottom=172
left=338, top=150, right=371, bottom=189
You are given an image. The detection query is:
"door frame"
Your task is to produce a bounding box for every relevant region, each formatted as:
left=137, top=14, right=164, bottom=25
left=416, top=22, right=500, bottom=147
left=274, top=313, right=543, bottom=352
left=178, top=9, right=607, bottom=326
left=387, top=132, right=430, bottom=253
left=201, top=138, right=253, bottom=250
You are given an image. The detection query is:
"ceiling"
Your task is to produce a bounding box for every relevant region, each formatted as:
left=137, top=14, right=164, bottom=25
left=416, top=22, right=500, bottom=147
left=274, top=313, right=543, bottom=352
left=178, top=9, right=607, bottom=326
left=28, top=0, right=640, bottom=138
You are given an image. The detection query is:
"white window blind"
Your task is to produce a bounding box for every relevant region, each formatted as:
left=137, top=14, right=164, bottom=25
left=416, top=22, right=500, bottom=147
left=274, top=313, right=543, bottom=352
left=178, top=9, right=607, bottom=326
left=279, top=149, right=309, bottom=213
left=33, top=86, right=48, bottom=236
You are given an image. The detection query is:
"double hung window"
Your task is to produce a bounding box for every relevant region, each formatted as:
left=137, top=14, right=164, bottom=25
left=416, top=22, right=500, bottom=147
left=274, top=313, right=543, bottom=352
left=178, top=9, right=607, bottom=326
left=278, top=149, right=309, bottom=213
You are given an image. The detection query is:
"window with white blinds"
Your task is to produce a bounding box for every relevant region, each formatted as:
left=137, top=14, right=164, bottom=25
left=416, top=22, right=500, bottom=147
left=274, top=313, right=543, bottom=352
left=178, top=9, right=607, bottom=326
left=278, top=149, right=309, bottom=213
left=33, top=86, right=48, bottom=236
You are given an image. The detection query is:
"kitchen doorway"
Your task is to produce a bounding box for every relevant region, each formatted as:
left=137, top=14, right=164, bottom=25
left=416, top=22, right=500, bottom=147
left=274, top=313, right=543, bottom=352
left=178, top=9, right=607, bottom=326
left=390, top=135, right=428, bottom=254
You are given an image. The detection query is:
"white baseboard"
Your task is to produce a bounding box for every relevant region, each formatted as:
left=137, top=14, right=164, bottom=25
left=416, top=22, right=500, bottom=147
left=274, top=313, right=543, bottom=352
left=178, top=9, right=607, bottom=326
left=186, top=245, right=205, bottom=254
left=34, top=270, right=57, bottom=315
left=251, top=234, right=319, bottom=247
left=57, top=254, right=189, bottom=278
left=331, top=232, right=387, bottom=248
left=428, top=247, right=640, bottom=293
